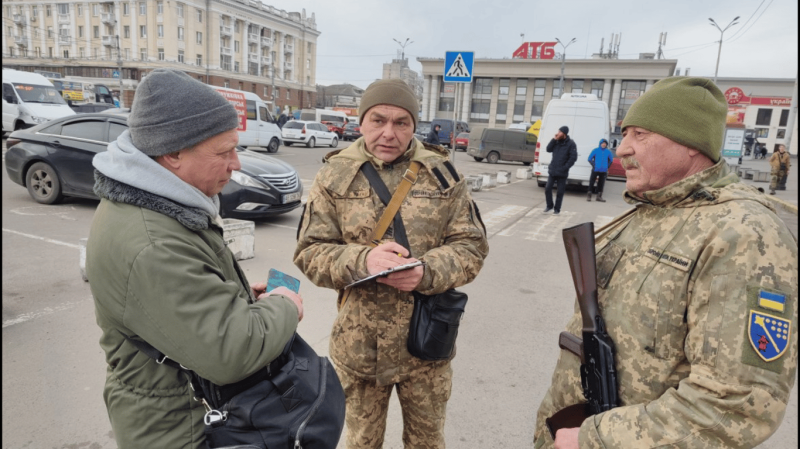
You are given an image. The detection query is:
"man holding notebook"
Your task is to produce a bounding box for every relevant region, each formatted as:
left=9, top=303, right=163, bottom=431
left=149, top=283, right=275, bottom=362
left=294, top=79, right=489, bottom=448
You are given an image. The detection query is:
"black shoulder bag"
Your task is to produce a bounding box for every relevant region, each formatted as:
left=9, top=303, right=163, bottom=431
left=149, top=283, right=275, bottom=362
left=358, top=161, right=468, bottom=361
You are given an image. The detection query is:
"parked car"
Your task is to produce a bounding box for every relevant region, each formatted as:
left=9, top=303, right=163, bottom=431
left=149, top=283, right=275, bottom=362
left=321, top=120, right=345, bottom=138
left=606, top=148, right=626, bottom=179
left=415, top=120, right=431, bottom=140
left=281, top=120, right=339, bottom=148
left=430, top=119, right=469, bottom=148
left=342, top=122, right=362, bottom=141
left=467, top=128, right=537, bottom=165
left=4, top=113, right=304, bottom=218
left=455, top=132, right=469, bottom=151
left=69, top=103, right=119, bottom=114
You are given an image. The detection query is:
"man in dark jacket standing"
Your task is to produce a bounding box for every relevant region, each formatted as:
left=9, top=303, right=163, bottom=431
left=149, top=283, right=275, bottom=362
left=425, top=123, right=442, bottom=145
left=543, top=125, right=578, bottom=214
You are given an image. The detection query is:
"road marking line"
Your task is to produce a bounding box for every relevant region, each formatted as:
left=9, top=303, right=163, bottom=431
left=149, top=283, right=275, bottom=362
left=480, top=204, right=528, bottom=235
left=267, top=223, right=298, bottom=230
left=2, top=228, right=81, bottom=249
left=2, top=299, right=88, bottom=328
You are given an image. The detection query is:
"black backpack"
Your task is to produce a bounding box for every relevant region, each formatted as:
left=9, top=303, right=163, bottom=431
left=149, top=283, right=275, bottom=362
left=123, top=332, right=345, bottom=449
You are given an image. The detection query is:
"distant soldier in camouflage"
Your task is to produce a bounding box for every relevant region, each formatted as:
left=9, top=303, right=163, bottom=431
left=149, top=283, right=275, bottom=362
left=535, top=77, right=798, bottom=449
left=769, top=144, right=791, bottom=194
left=294, top=79, right=489, bottom=449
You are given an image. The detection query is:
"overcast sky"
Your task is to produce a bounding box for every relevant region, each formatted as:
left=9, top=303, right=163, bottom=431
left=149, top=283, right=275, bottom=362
left=267, top=0, right=797, bottom=89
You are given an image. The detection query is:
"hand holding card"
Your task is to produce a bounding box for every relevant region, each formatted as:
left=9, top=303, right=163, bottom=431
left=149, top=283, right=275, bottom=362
left=267, top=268, right=300, bottom=293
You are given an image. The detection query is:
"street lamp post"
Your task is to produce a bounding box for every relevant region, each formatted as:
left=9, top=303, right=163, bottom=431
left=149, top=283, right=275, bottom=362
left=555, top=37, right=576, bottom=96
left=709, top=16, right=740, bottom=83
left=392, top=37, right=413, bottom=61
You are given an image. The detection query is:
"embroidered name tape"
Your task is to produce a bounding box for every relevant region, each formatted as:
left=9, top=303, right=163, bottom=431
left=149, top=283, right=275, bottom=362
left=644, top=248, right=692, bottom=272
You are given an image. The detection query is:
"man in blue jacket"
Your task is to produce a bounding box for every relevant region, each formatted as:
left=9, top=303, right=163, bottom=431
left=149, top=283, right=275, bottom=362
left=544, top=126, right=578, bottom=214
left=587, top=138, right=614, bottom=202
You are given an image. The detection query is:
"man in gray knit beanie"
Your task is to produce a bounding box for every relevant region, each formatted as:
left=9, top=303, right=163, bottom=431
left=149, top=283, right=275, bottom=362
left=87, top=68, right=304, bottom=449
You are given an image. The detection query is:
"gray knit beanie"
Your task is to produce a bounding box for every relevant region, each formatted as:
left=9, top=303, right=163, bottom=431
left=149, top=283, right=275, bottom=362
left=359, top=79, right=419, bottom=131
left=128, top=69, right=240, bottom=156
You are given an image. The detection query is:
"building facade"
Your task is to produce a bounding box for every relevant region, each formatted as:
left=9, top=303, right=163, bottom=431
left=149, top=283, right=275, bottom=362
left=315, top=83, right=363, bottom=110
left=2, top=0, right=319, bottom=111
left=382, top=56, right=422, bottom=100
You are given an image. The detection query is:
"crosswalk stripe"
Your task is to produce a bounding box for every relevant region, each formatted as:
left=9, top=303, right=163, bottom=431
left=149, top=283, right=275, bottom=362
left=479, top=204, right=529, bottom=236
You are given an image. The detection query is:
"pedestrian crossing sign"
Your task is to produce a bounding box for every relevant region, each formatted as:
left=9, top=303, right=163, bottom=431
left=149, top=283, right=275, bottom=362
left=444, top=51, right=474, bottom=83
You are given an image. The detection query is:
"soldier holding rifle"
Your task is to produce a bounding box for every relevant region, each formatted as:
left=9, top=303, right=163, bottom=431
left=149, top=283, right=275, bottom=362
left=534, top=78, right=798, bottom=449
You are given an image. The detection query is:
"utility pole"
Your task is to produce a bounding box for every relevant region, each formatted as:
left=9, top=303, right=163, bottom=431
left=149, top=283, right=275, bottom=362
left=271, top=63, right=277, bottom=114
left=656, top=32, right=667, bottom=59
left=392, top=37, right=413, bottom=61
left=709, top=16, right=740, bottom=83
left=555, top=37, right=576, bottom=95
left=116, top=34, right=124, bottom=108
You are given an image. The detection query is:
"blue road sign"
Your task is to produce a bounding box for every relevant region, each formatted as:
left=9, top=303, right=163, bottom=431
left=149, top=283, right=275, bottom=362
left=112, top=70, right=120, bottom=79
left=443, top=51, right=474, bottom=83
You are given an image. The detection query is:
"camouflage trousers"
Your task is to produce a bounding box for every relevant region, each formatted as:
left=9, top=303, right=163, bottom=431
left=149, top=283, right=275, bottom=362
left=770, top=168, right=788, bottom=190
left=334, top=362, right=453, bottom=449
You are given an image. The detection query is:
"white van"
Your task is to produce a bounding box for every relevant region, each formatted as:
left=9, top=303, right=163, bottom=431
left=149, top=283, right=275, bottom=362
left=2, top=68, right=76, bottom=133
left=212, top=86, right=282, bottom=153
left=533, top=93, right=609, bottom=187
left=299, top=108, right=349, bottom=124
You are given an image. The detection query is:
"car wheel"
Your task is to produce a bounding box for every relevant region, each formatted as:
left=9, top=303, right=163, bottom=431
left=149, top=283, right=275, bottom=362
left=306, top=137, right=315, bottom=148
left=487, top=152, right=500, bottom=164
left=267, top=138, right=279, bottom=153
left=25, top=162, right=64, bottom=204
left=537, top=179, right=546, bottom=188
left=330, top=137, right=338, bottom=148
left=473, top=157, right=484, bottom=162
left=522, top=162, right=532, bottom=166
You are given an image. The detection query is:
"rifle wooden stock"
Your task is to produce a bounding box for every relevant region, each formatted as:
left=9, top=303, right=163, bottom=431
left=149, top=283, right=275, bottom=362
left=562, top=223, right=600, bottom=333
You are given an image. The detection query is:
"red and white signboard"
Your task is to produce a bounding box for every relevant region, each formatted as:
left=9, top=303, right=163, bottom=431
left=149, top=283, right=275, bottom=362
left=512, top=42, right=557, bottom=59
left=724, top=87, right=791, bottom=107
left=213, top=88, right=247, bottom=131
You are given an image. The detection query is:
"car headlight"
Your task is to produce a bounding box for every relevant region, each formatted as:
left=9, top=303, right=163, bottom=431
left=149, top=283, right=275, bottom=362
left=230, top=171, right=266, bottom=190
left=30, top=116, right=48, bottom=124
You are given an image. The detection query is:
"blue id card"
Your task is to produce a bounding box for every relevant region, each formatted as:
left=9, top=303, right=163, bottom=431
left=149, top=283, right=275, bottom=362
left=266, top=268, right=300, bottom=293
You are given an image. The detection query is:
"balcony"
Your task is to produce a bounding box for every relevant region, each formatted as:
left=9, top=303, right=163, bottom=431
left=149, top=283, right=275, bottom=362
left=260, top=55, right=272, bottom=66
left=101, top=12, right=115, bottom=25
left=248, top=53, right=260, bottom=62
left=220, top=47, right=232, bottom=56
left=283, top=42, right=293, bottom=53
left=220, top=25, right=232, bottom=37
left=102, top=35, right=115, bottom=47
left=58, top=13, right=71, bottom=24
left=284, top=60, right=293, bottom=70
left=12, top=13, right=25, bottom=24
left=14, top=35, right=29, bottom=47
left=260, top=36, right=272, bottom=47
left=248, top=33, right=259, bottom=44
left=58, top=34, right=70, bottom=44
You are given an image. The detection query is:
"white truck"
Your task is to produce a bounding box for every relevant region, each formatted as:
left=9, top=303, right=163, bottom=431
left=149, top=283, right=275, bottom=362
left=2, top=68, right=75, bottom=134
left=533, top=93, right=610, bottom=188
left=212, top=86, right=282, bottom=153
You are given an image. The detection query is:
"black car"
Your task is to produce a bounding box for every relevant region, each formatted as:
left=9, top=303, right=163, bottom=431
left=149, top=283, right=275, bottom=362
left=69, top=103, right=119, bottom=114
left=415, top=121, right=431, bottom=141
left=4, top=113, right=303, bottom=219
left=342, top=122, right=362, bottom=141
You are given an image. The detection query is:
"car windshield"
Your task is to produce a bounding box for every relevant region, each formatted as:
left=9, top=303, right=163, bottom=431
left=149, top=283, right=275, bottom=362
left=12, top=83, right=67, bottom=105
left=457, top=133, right=469, bottom=138
left=417, top=123, right=431, bottom=134
left=283, top=121, right=304, bottom=129
left=345, top=123, right=358, bottom=130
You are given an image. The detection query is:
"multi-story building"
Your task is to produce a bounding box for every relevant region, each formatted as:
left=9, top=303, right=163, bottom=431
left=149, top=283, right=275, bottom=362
left=2, top=0, right=320, bottom=112
left=382, top=55, right=422, bottom=100
left=315, top=83, right=363, bottom=109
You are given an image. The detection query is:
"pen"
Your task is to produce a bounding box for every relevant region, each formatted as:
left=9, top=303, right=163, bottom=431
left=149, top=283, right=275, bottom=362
left=396, top=252, right=404, bottom=258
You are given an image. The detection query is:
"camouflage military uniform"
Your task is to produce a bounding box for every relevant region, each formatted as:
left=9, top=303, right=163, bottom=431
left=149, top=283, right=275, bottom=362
left=294, top=137, right=489, bottom=448
left=534, top=161, right=798, bottom=448
left=769, top=150, right=791, bottom=191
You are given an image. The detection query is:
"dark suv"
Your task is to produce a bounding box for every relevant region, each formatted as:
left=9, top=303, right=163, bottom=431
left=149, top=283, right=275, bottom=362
left=415, top=121, right=431, bottom=140
left=342, top=122, right=362, bottom=141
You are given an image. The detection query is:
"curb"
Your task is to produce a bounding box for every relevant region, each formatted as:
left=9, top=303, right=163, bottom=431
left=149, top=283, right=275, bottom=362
left=764, top=196, right=798, bottom=216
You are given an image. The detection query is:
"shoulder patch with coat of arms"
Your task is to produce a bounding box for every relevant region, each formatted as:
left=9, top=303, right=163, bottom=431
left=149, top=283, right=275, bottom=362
left=741, top=285, right=794, bottom=373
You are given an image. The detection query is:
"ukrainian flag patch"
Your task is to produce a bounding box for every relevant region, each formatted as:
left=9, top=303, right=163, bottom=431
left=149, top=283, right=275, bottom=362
left=758, top=290, right=786, bottom=313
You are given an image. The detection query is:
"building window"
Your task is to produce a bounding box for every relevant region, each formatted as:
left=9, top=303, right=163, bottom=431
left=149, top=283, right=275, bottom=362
left=177, top=27, right=184, bottom=41
left=779, top=109, right=789, bottom=127
left=48, top=26, right=54, bottom=38
left=274, top=87, right=279, bottom=98
left=234, top=61, right=240, bottom=72
left=777, top=129, right=786, bottom=139
left=93, top=47, right=98, bottom=58
left=286, top=89, right=291, bottom=100
left=177, top=3, right=184, bottom=17
left=616, top=80, right=646, bottom=123
left=495, top=100, right=508, bottom=124
left=157, top=1, right=163, bottom=14
left=124, top=26, right=130, bottom=38
left=264, top=86, right=268, bottom=97
left=196, top=54, right=202, bottom=65
left=469, top=99, right=490, bottom=123
left=196, top=32, right=202, bottom=44
left=48, top=47, right=54, bottom=57
left=197, top=8, right=202, bottom=22
left=756, top=109, right=772, bottom=126
left=157, top=25, right=163, bottom=38
left=140, top=25, right=146, bottom=38
left=80, top=47, right=85, bottom=57
left=57, top=3, right=69, bottom=14
left=591, top=80, right=604, bottom=99
left=124, top=48, right=129, bottom=59
left=63, top=49, right=69, bottom=58
left=249, top=62, right=258, bottom=76
left=35, top=47, right=41, bottom=57
left=530, top=79, right=546, bottom=119
left=178, top=50, right=184, bottom=63
left=498, top=78, right=510, bottom=98
left=158, top=48, right=165, bottom=61
left=234, top=21, right=240, bottom=33
left=755, top=128, right=769, bottom=138
left=78, top=26, right=84, bottom=38
left=139, top=2, right=146, bottom=15
left=47, top=5, right=52, bottom=16
left=93, top=26, right=99, bottom=38
left=552, top=84, right=562, bottom=99
left=140, top=48, right=147, bottom=60
left=224, top=80, right=230, bottom=88
left=572, top=79, right=584, bottom=93
left=515, top=79, right=528, bottom=96
left=514, top=79, right=528, bottom=122
left=123, top=3, right=129, bottom=15
left=235, top=40, right=240, bottom=53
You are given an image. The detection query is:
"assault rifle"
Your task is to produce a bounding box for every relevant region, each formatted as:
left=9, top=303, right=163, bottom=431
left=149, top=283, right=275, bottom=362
left=545, top=222, right=619, bottom=439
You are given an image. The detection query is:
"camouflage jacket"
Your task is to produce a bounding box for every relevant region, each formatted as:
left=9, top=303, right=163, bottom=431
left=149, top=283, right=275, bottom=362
left=535, top=161, right=798, bottom=448
left=294, top=137, right=489, bottom=386
left=769, top=151, right=791, bottom=171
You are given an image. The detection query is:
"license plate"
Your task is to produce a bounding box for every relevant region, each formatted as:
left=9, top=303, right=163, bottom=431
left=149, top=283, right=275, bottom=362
left=282, top=192, right=302, bottom=203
